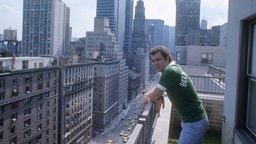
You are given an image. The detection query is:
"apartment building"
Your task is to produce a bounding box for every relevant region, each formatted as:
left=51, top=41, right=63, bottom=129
left=60, top=62, right=94, bottom=144
left=0, top=57, right=59, bottom=144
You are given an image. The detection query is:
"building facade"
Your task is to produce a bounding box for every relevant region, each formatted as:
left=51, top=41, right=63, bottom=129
left=0, top=58, right=60, bottom=144
left=22, top=0, right=70, bottom=57
left=222, top=0, right=256, bottom=143
left=163, top=25, right=175, bottom=54
left=96, top=0, right=126, bottom=51
left=123, top=0, right=134, bottom=60
left=174, top=45, right=226, bottom=66
left=85, top=17, right=121, bottom=60
left=93, top=61, right=120, bottom=132
left=145, top=19, right=165, bottom=47
left=60, top=62, right=94, bottom=144
left=118, top=59, right=129, bottom=112
left=175, top=0, right=201, bottom=45
left=132, top=0, right=146, bottom=53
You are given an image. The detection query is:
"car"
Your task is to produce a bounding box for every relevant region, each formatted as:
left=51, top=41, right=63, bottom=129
left=124, top=122, right=128, bottom=126
left=119, top=130, right=124, bottom=136
left=123, top=137, right=128, bottom=143
left=106, top=140, right=113, bottom=144
left=128, top=116, right=132, bottom=120
left=124, top=133, right=129, bottom=138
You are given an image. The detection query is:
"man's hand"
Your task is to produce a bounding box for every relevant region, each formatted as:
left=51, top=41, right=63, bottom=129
left=141, top=94, right=150, bottom=112
left=155, top=96, right=165, bottom=110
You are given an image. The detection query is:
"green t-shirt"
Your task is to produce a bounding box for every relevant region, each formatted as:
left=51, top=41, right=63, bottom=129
left=158, top=63, right=206, bottom=122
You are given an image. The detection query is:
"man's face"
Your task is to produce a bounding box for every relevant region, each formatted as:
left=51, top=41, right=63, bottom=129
left=150, top=51, right=169, bottom=72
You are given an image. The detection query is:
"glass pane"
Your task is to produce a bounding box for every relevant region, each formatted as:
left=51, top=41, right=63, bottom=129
left=201, top=53, right=207, bottom=58
left=247, top=80, right=256, bottom=134
left=207, top=53, right=213, bottom=60
left=251, top=24, right=256, bottom=75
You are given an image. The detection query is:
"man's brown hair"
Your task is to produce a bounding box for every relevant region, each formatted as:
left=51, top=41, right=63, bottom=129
left=149, top=45, right=172, bottom=62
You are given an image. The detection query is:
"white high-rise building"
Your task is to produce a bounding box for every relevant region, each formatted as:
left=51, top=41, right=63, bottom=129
left=85, top=17, right=121, bottom=60
left=201, top=19, right=208, bottom=29
left=22, top=0, right=70, bottom=57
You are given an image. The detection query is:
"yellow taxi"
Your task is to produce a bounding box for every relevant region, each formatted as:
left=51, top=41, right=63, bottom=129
left=106, top=139, right=113, bottom=144
left=119, top=130, right=124, bottom=136
left=123, top=137, right=128, bottom=143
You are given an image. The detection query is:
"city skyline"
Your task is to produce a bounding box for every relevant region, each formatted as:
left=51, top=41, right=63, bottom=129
left=0, top=0, right=228, bottom=40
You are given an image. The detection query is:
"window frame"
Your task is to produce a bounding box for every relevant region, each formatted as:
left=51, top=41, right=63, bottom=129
left=235, top=15, right=256, bottom=143
left=246, top=21, right=256, bottom=136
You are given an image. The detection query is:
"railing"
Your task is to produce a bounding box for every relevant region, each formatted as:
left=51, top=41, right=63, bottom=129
left=127, top=102, right=159, bottom=144
left=127, top=74, right=226, bottom=144
left=207, top=65, right=225, bottom=76
left=189, top=75, right=225, bottom=94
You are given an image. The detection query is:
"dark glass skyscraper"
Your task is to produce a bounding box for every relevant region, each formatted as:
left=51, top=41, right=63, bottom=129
left=123, top=0, right=134, bottom=60
left=175, top=0, right=201, bottom=46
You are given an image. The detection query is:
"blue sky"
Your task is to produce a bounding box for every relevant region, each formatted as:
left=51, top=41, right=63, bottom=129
left=0, top=0, right=228, bottom=40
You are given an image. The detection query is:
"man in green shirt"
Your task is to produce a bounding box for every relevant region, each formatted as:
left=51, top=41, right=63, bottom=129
left=141, top=46, right=208, bottom=144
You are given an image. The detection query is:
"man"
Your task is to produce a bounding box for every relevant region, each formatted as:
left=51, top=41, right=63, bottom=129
left=141, top=46, right=208, bottom=144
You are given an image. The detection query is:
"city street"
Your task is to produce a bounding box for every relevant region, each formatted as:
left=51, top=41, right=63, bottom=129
left=91, top=95, right=142, bottom=144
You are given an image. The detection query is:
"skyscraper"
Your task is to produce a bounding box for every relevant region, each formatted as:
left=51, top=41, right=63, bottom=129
left=22, top=0, right=70, bottom=57
left=96, top=0, right=126, bottom=51
left=175, top=0, right=201, bottom=45
left=132, top=0, right=146, bottom=53
left=123, top=0, right=134, bottom=60
left=145, top=19, right=165, bottom=47
left=201, top=19, right=208, bottom=29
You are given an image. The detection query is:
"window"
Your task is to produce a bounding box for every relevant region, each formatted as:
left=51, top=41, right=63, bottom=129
left=37, top=124, right=42, bottom=131
left=24, top=119, right=31, bottom=127
left=10, top=137, right=17, bottom=144
left=24, top=129, right=31, bottom=138
left=0, top=131, right=3, bottom=140
left=10, top=113, right=17, bottom=123
left=0, top=118, right=3, bottom=128
left=236, top=18, right=256, bottom=143
left=201, top=53, right=213, bottom=65
left=24, top=108, right=31, bottom=117
left=247, top=23, right=256, bottom=134
left=22, top=60, right=28, bottom=69
left=10, top=126, right=15, bottom=135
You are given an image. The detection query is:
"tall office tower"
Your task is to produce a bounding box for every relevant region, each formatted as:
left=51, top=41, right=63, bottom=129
left=211, top=25, right=221, bottom=46
left=22, top=0, right=70, bottom=57
left=96, top=0, right=126, bottom=51
left=132, top=0, right=146, bottom=53
left=163, top=25, right=175, bottom=54
left=145, top=19, right=165, bottom=47
left=85, top=17, right=121, bottom=60
left=201, top=19, right=208, bottom=29
left=123, top=0, right=134, bottom=60
left=175, top=0, right=201, bottom=45
left=0, top=57, right=60, bottom=144
left=60, top=62, right=94, bottom=144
